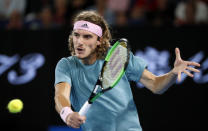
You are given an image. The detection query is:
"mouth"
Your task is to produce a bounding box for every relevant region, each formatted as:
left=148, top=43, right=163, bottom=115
left=76, top=47, right=85, bottom=54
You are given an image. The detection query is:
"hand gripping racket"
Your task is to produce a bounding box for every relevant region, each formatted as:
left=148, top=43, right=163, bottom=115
left=79, top=38, right=130, bottom=116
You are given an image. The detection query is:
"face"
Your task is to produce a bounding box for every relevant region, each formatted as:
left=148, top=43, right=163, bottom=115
left=72, top=29, right=101, bottom=60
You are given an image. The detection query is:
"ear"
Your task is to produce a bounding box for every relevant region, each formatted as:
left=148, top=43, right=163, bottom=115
left=96, top=37, right=102, bottom=46
left=97, top=41, right=101, bottom=46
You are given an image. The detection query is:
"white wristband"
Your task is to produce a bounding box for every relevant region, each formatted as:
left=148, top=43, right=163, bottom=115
left=60, top=107, right=73, bottom=123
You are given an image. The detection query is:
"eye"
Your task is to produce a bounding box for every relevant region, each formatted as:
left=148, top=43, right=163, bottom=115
left=73, top=32, right=79, bottom=37
left=83, top=35, right=92, bottom=39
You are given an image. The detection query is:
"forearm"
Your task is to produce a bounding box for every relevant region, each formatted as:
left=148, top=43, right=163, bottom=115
left=141, top=48, right=200, bottom=94
left=54, top=82, right=72, bottom=113
left=154, top=70, right=177, bottom=94
left=55, top=94, right=71, bottom=113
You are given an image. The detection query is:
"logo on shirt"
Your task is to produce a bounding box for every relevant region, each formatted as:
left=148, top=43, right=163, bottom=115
left=61, top=110, right=65, bottom=114
left=81, top=23, right=88, bottom=28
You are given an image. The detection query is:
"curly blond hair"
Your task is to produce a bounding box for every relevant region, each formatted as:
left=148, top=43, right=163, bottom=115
left=68, top=11, right=112, bottom=59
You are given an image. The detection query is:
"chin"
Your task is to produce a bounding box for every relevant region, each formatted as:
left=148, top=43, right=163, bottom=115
left=75, top=54, right=86, bottom=59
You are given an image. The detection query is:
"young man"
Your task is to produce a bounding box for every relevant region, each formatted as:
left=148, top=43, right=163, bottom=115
left=54, top=11, right=200, bottom=131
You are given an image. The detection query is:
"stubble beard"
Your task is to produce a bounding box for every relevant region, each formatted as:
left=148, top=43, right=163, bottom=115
left=78, top=47, right=98, bottom=65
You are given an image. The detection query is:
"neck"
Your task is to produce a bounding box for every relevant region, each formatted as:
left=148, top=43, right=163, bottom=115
left=81, top=52, right=97, bottom=65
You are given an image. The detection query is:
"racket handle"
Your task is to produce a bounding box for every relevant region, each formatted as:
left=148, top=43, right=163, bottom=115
left=79, top=101, right=91, bottom=116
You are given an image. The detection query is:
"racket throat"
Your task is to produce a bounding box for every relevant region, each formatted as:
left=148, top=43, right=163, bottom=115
left=93, top=85, right=99, bottom=93
left=89, top=92, right=103, bottom=103
left=89, top=84, right=103, bottom=103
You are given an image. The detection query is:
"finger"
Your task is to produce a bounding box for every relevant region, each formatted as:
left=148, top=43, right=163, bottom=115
left=72, top=121, right=82, bottom=128
left=177, top=71, right=181, bottom=82
left=70, top=123, right=80, bottom=129
left=72, top=124, right=81, bottom=129
left=77, top=119, right=84, bottom=125
left=78, top=115, right=86, bottom=123
left=175, top=48, right=181, bottom=60
left=184, top=70, right=194, bottom=77
left=78, top=119, right=85, bottom=124
left=70, top=118, right=82, bottom=125
left=186, top=67, right=200, bottom=73
left=187, top=61, right=200, bottom=67
left=66, top=117, right=76, bottom=126
left=67, top=122, right=73, bottom=127
left=66, top=114, right=82, bottom=128
left=80, top=116, right=86, bottom=121
left=66, top=119, right=73, bottom=126
left=71, top=115, right=84, bottom=125
left=67, top=121, right=80, bottom=129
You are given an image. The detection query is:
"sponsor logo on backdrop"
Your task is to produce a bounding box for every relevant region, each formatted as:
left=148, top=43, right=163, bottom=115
left=0, top=53, right=45, bottom=85
left=135, top=47, right=208, bottom=88
left=0, top=47, right=207, bottom=86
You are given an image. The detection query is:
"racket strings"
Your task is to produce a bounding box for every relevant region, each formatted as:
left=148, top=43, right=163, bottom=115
left=102, top=45, right=128, bottom=89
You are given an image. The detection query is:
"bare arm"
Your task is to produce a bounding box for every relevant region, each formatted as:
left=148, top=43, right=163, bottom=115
left=54, top=82, right=86, bottom=128
left=140, top=48, right=200, bottom=94
left=54, top=82, right=71, bottom=113
left=140, top=69, right=177, bottom=94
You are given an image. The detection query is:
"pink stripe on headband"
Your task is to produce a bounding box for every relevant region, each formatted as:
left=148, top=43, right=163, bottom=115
left=73, top=20, right=102, bottom=37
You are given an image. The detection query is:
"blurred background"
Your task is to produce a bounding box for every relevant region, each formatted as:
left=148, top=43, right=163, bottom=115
left=0, top=0, right=207, bottom=131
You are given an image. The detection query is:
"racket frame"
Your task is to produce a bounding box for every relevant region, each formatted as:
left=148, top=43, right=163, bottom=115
left=79, top=39, right=130, bottom=116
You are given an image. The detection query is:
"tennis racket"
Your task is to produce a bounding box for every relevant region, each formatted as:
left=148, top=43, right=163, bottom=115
left=78, top=38, right=130, bottom=116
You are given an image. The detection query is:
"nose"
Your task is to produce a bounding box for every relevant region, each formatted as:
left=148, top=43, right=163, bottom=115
left=77, top=36, right=84, bottom=46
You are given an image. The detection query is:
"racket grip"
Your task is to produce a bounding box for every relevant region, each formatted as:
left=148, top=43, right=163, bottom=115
left=79, top=101, right=91, bottom=116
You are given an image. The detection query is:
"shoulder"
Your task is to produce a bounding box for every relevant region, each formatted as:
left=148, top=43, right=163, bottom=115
left=56, top=56, right=77, bottom=69
left=129, top=52, right=146, bottom=65
left=57, top=56, right=76, bottom=65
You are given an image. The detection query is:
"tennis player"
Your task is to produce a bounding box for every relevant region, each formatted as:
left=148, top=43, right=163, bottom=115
left=54, top=11, right=200, bottom=131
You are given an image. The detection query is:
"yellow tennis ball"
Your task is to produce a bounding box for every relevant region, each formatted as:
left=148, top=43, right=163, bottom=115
left=7, top=99, right=23, bottom=113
